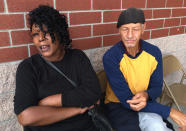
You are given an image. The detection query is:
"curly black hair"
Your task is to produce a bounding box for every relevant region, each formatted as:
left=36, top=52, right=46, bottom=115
left=28, top=5, right=72, bottom=49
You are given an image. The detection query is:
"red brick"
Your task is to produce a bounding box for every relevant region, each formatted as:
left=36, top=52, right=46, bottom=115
left=69, top=26, right=91, bottom=39
left=122, top=0, right=146, bottom=8
left=0, top=32, right=10, bottom=47
left=181, top=17, right=186, bottom=25
left=0, top=0, right=4, bottom=12
left=166, top=0, right=183, bottom=7
left=185, top=0, right=186, bottom=6
left=145, top=20, right=164, bottom=29
left=169, top=26, right=184, bottom=35
left=164, top=18, right=180, bottom=27
left=147, top=0, right=166, bottom=8
left=7, top=0, right=53, bottom=12
left=11, top=30, right=32, bottom=45
left=72, top=37, right=102, bottom=50
left=93, top=23, right=118, bottom=36
left=93, top=0, right=121, bottom=10
left=142, top=31, right=150, bottom=40
left=143, top=10, right=153, bottom=19
left=25, top=14, right=30, bottom=28
left=29, top=45, right=38, bottom=56
left=151, top=29, right=169, bottom=39
left=103, top=34, right=120, bottom=46
left=103, top=11, right=121, bottom=22
left=70, top=12, right=101, bottom=25
left=0, top=46, right=28, bottom=63
left=153, top=9, right=171, bottom=18
left=172, top=9, right=186, bottom=17
left=56, top=0, right=91, bottom=11
left=0, top=14, right=24, bottom=30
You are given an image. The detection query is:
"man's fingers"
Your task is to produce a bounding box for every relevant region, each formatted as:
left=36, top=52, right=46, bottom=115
left=127, top=98, right=145, bottom=104
left=132, top=94, right=140, bottom=100
left=129, top=102, right=146, bottom=111
left=132, top=91, right=149, bottom=101
left=127, top=99, right=139, bottom=104
left=129, top=103, right=141, bottom=111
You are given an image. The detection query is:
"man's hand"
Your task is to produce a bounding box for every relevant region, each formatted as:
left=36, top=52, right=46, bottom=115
left=39, top=94, right=62, bottom=107
left=170, top=108, right=186, bottom=131
left=127, top=91, right=148, bottom=111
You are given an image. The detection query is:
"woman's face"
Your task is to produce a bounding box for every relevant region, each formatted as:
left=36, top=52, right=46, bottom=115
left=31, top=24, right=63, bottom=61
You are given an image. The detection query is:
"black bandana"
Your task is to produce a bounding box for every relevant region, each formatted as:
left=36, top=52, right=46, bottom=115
left=117, top=7, right=145, bottom=28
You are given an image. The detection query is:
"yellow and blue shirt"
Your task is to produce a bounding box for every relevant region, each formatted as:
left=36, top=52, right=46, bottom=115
left=103, top=40, right=170, bottom=119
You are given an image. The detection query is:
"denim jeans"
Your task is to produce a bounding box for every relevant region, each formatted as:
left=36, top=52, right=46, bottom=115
left=139, top=112, right=172, bottom=131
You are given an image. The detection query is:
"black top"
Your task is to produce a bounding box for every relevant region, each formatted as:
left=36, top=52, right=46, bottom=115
left=14, top=49, right=101, bottom=131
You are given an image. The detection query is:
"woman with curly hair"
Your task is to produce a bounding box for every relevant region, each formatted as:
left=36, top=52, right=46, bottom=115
left=14, top=5, right=101, bottom=131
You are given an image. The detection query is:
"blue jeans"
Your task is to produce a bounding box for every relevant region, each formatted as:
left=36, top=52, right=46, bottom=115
left=139, top=112, right=172, bottom=131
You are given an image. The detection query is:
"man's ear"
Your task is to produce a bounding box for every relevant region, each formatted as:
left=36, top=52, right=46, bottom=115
left=142, top=23, right=146, bottom=34
left=143, top=23, right=146, bottom=30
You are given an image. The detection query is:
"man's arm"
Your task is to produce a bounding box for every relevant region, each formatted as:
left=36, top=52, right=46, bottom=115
left=17, top=106, right=88, bottom=126
left=103, top=47, right=134, bottom=109
left=169, top=108, right=186, bottom=131
left=146, top=48, right=163, bottom=101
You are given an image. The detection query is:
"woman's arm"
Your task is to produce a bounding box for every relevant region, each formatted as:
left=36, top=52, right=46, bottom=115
left=39, top=93, right=100, bottom=107
left=15, top=60, right=88, bottom=126
left=39, top=94, right=62, bottom=107
left=18, top=105, right=88, bottom=126
left=61, top=50, right=101, bottom=107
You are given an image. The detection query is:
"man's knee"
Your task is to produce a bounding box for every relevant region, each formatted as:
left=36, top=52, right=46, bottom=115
left=144, top=120, right=169, bottom=131
left=139, top=112, right=171, bottom=131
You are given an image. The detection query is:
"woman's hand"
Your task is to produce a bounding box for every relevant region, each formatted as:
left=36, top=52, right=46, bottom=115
left=79, top=107, right=89, bottom=114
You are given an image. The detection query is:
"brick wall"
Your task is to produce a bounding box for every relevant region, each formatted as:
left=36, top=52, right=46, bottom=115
left=0, top=1, right=186, bottom=130
left=0, top=0, right=186, bottom=63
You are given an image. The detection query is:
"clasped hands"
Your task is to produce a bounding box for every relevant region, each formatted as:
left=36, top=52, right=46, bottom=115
left=127, top=91, right=148, bottom=111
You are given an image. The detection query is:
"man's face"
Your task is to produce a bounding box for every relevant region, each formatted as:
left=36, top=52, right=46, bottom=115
left=119, top=23, right=145, bottom=48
